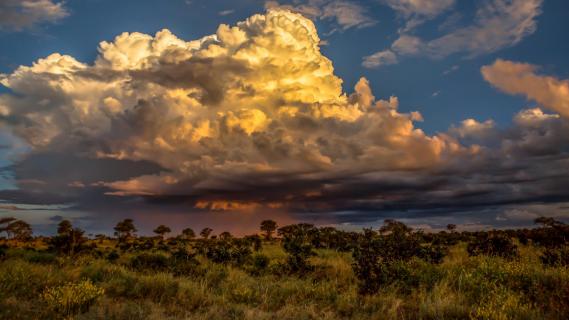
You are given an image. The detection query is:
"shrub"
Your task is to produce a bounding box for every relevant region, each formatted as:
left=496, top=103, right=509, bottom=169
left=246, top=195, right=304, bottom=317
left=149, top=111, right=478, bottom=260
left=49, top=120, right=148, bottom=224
left=352, top=221, right=448, bottom=294
left=0, top=260, right=65, bottom=299
left=279, top=223, right=317, bottom=274
left=248, top=253, right=270, bottom=275
left=467, top=233, right=518, bottom=259
left=170, top=248, right=201, bottom=277
left=41, top=280, right=104, bottom=317
left=129, top=252, right=169, bottom=272
left=199, top=239, right=253, bottom=265
left=25, top=251, right=58, bottom=264
left=204, top=240, right=233, bottom=263
left=540, top=246, right=569, bottom=267
left=106, top=250, right=120, bottom=262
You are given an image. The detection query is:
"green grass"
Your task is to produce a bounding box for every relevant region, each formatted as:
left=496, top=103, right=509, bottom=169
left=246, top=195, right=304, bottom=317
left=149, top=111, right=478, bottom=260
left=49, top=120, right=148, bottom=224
left=0, top=242, right=567, bottom=320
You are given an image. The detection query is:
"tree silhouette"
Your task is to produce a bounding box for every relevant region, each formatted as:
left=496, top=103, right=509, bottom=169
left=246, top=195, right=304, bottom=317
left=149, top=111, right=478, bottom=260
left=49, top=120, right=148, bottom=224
left=114, top=219, right=137, bottom=242
left=379, top=219, right=412, bottom=235
left=446, top=224, right=457, bottom=232
left=57, top=220, right=73, bottom=234
left=0, top=217, right=16, bottom=238
left=200, top=227, right=213, bottom=239
left=219, top=231, right=232, bottom=240
left=260, top=220, right=278, bottom=240
left=50, top=220, right=87, bottom=255
left=181, top=228, right=195, bottom=240
left=153, top=225, right=171, bottom=240
left=535, top=217, right=565, bottom=227
left=4, top=219, right=32, bottom=241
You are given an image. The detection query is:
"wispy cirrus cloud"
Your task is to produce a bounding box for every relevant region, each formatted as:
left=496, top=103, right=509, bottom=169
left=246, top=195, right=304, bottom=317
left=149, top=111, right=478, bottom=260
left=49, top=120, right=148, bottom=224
left=364, top=0, right=543, bottom=68
left=381, top=0, right=455, bottom=31
left=265, top=0, right=377, bottom=31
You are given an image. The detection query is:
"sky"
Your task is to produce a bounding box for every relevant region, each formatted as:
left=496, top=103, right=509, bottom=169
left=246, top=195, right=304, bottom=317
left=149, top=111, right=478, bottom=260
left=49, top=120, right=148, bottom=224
left=1, top=0, right=569, bottom=236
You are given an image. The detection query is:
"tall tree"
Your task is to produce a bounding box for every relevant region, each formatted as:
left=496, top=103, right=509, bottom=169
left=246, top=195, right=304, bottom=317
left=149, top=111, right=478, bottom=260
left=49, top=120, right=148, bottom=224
left=5, top=220, right=33, bottom=241
left=260, top=220, right=278, bottom=240
left=114, top=219, right=137, bottom=242
left=153, top=225, right=171, bottom=240
left=181, top=228, right=195, bottom=240
left=200, top=227, right=213, bottom=239
left=219, top=231, right=233, bottom=240
left=50, top=220, right=87, bottom=255
left=57, top=220, right=73, bottom=234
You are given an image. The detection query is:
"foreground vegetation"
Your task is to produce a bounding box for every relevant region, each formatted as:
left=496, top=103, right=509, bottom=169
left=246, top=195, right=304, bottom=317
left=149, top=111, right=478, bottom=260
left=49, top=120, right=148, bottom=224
left=0, top=217, right=568, bottom=319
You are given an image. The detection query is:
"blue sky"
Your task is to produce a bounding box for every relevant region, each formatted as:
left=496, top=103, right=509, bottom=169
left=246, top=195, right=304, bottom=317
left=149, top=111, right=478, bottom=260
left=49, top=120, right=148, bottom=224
left=1, top=0, right=569, bottom=235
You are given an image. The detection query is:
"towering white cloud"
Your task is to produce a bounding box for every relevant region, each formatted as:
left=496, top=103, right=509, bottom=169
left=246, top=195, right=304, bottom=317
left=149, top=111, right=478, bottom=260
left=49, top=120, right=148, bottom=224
left=0, top=10, right=454, bottom=205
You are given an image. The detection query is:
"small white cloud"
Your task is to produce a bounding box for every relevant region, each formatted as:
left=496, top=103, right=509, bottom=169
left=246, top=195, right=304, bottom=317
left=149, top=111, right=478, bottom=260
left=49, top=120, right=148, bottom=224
left=362, top=50, right=398, bottom=69
left=381, top=0, right=455, bottom=18
left=219, top=9, right=234, bottom=16
left=443, top=65, right=459, bottom=75
left=392, top=35, right=423, bottom=55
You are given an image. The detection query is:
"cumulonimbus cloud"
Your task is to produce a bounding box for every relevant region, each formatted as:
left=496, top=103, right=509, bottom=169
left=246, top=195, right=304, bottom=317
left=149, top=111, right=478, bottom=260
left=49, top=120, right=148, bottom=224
left=0, top=10, right=457, bottom=205
left=1, top=10, right=568, bottom=229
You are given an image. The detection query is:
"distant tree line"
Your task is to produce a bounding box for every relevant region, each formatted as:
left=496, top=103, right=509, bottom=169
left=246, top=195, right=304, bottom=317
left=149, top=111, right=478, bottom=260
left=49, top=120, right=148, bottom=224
left=1, top=215, right=568, bottom=294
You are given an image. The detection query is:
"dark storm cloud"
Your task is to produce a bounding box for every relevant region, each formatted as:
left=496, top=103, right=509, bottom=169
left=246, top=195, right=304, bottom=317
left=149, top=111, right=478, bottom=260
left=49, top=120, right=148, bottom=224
left=11, top=153, right=164, bottom=188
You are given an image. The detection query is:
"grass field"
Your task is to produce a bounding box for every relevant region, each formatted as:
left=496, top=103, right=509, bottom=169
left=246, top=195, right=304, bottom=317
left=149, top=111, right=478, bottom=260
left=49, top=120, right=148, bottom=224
left=1, top=239, right=568, bottom=320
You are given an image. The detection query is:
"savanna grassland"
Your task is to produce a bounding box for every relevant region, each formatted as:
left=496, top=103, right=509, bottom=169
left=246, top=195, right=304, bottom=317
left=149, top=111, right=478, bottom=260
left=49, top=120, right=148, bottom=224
left=0, top=218, right=568, bottom=320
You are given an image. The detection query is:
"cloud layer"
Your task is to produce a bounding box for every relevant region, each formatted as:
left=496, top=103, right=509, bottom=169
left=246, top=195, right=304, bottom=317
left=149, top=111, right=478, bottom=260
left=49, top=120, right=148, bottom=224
left=1, top=10, right=568, bottom=231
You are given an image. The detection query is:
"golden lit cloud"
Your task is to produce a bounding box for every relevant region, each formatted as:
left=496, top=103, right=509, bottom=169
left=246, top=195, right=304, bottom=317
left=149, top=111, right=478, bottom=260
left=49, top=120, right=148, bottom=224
left=0, top=10, right=473, bottom=209
left=482, top=59, right=569, bottom=119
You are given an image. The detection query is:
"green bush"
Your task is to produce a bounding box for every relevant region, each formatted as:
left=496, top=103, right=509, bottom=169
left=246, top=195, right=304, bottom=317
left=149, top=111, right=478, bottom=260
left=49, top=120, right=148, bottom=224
left=41, top=280, right=104, bottom=317
left=247, top=253, right=270, bottom=276
left=540, top=246, right=569, bottom=267
left=467, top=233, right=518, bottom=259
left=129, top=252, right=169, bottom=272
left=26, top=251, right=58, bottom=264
left=106, top=250, right=120, bottom=262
